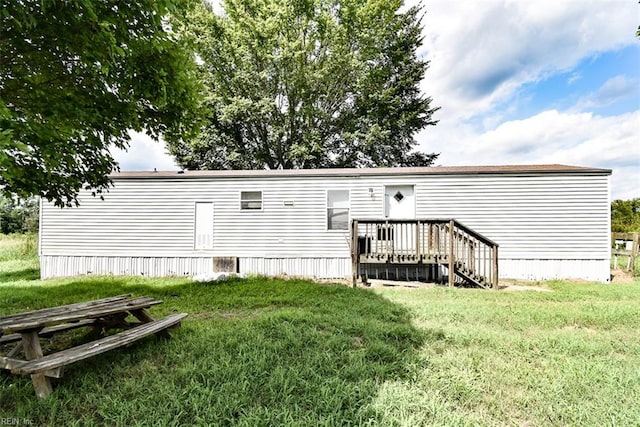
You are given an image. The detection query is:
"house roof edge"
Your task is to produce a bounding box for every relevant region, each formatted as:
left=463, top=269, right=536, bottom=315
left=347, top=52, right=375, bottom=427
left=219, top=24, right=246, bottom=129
left=110, top=164, right=612, bottom=179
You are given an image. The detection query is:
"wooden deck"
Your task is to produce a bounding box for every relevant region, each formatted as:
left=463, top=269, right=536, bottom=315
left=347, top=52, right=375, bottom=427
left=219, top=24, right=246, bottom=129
left=350, top=219, right=499, bottom=289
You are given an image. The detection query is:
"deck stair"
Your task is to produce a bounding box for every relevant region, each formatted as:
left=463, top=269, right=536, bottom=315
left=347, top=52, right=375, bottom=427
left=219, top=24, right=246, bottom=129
left=350, top=219, right=499, bottom=289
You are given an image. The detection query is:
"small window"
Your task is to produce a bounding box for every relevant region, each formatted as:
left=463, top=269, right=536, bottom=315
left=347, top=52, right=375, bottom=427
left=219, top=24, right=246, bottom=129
left=327, top=190, right=349, bottom=230
left=241, top=191, right=262, bottom=210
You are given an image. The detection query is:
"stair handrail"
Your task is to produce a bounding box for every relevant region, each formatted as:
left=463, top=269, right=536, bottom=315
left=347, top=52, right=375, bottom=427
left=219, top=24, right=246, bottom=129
left=447, top=220, right=499, bottom=289
left=450, top=219, right=499, bottom=248
left=351, top=218, right=499, bottom=289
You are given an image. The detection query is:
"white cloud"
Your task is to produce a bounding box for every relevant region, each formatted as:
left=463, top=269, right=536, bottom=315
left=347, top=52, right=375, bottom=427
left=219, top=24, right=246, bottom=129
left=573, top=75, right=640, bottom=111
left=567, top=72, right=582, bottom=85
left=111, top=132, right=180, bottom=171
left=416, top=0, right=638, bottom=120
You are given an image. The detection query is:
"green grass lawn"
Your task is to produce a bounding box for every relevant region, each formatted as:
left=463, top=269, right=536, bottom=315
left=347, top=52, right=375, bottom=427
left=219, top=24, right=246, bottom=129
left=1, top=234, right=639, bottom=426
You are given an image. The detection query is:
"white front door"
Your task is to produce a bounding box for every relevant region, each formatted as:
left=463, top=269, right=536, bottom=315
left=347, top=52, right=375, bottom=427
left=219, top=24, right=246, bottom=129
left=384, top=185, right=416, bottom=255
left=384, top=185, right=415, bottom=219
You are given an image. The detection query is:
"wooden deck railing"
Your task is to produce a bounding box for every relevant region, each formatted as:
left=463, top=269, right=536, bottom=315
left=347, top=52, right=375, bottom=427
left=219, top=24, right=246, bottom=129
left=350, top=219, right=499, bottom=289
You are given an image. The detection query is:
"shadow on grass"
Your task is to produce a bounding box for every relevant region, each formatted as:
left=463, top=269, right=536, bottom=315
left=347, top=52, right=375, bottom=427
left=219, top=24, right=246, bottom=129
left=0, top=267, right=40, bottom=283
left=0, top=276, right=440, bottom=425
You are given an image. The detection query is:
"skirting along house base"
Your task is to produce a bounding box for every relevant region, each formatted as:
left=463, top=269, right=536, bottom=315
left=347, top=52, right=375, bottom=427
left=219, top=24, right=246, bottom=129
left=39, top=165, right=612, bottom=283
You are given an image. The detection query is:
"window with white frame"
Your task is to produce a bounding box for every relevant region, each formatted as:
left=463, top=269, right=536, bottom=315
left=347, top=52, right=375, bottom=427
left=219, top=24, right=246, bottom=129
left=194, top=202, right=214, bottom=250
left=240, top=191, right=262, bottom=210
left=327, top=190, right=349, bottom=230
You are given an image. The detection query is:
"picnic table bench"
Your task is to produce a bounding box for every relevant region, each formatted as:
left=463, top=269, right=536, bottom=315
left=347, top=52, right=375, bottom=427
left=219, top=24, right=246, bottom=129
left=0, top=294, right=187, bottom=398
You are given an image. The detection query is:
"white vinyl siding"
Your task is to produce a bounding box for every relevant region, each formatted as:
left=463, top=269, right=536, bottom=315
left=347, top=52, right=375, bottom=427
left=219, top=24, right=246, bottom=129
left=39, top=178, right=353, bottom=258
left=194, top=202, right=213, bottom=250
left=327, top=190, right=349, bottom=230
left=414, top=174, right=610, bottom=259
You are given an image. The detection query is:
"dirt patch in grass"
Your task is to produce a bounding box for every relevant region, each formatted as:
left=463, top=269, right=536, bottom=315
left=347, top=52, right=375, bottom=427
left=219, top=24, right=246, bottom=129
left=561, top=324, right=598, bottom=334
left=610, top=269, right=636, bottom=284
left=366, top=279, right=436, bottom=289
left=500, top=283, right=551, bottom=292
left=356, top=278, right=552, bottom=292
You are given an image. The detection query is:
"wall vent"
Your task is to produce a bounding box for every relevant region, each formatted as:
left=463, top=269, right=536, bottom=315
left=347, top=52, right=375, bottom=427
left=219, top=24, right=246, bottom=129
left=213, top=257, right=238, bottom=273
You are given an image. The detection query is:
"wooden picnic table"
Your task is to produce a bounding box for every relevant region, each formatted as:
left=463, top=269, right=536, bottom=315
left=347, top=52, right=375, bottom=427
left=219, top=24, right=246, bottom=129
left=0, top=294, right=187, bottom=398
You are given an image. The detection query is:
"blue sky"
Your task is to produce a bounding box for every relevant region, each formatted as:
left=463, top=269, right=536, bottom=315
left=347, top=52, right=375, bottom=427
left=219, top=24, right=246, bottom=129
left=492, top=46, right=639, bottom=121
left=113, top=0, right=640, bottom=199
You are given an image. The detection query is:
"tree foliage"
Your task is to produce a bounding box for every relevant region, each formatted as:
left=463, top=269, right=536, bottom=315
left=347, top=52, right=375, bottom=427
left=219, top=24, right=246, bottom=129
left=168, top=0, right=438, bottom=170
left=612, top=198, right=640, bottom=233
left=0, top=195, right=39, bottom=234
left=0, top=0, right=201, bottom=206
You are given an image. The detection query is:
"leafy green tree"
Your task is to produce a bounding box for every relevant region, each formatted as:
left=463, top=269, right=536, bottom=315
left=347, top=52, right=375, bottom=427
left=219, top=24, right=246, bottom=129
left=612, top=198, right=640, bottom=232
left=168, top=0, right=438, bottom=170
left=0, top=195, right=39, bottom=234
left=0, top=0, right=201, bottom=206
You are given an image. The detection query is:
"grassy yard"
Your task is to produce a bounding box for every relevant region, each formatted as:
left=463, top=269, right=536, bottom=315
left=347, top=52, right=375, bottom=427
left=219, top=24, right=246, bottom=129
left=1, top=235, right=639, bottom=426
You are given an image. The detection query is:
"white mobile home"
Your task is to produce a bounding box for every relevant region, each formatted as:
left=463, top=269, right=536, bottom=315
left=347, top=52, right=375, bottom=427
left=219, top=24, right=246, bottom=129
left=39, top=164, right=612, bottom=283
